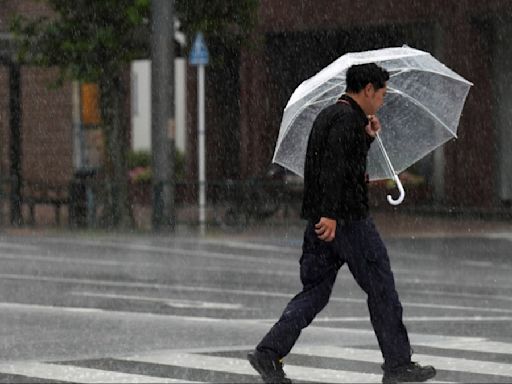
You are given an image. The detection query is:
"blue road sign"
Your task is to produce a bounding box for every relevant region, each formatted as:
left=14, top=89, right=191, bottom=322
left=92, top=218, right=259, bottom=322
left=189, top=32, right=209, bottom=66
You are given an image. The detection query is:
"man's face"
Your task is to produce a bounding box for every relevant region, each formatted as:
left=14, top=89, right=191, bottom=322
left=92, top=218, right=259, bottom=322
left=367, top=83, right=387, bottom=115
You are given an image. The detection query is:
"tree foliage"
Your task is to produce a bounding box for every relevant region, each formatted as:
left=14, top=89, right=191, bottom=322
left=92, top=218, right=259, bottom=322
left=11, top=0, right=150, bottom=83
left=176, top=0, right=258, bottom=48
left=11, top=0, right=259, bottom=82
left=9, top=0, right=259, bottom=228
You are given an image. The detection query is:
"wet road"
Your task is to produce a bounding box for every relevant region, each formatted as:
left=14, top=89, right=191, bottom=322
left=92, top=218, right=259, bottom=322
left=0, top=226, right=511, bottom=382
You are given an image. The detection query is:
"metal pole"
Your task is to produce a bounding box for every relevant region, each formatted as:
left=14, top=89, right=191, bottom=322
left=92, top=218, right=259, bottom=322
left=71, top=81, right=83, bottom=170
left=8, top=61, right=22, bottom=226
left=151, top=0, right=175, bottom=231
left=198, top=64, right=206, bottom=236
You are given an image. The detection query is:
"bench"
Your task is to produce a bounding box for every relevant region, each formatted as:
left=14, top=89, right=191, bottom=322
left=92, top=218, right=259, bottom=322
left=22, top=182, right=69, bottom=225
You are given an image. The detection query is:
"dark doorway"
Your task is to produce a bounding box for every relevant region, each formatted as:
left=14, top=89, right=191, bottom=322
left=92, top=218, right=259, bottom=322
left=264, top=23, right=436, bottom=196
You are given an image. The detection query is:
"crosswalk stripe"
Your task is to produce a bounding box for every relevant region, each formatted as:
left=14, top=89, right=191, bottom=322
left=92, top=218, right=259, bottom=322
left=0, top=362, right=194, bottom=383
left=293, top=345, right=512, bottom=377
left=121, top=351, right=382, bottom=383
left=70, top=291, right=247, bottom=310
left=2, top=338, right=511, bottom=384
left=313, top=315, right=512, bottom=322
left=416, top=338, right=512, bottom=355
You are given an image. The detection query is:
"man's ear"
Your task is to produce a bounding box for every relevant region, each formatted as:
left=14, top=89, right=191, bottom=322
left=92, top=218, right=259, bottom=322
left=364, top=83, right=374, bottom=96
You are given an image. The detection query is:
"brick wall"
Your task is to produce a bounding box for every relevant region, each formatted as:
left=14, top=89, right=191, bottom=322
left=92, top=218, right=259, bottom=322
left=20, top=67, right=73, bottom=184
left=1, top=0, right=55, bottom=27
left=0, top=0, right=72, bottom=186
left=237, top=0, right=512, bottom=207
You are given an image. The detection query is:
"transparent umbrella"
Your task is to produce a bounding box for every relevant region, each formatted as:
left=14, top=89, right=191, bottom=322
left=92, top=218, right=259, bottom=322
left=272, top=46, right=473, bottom=205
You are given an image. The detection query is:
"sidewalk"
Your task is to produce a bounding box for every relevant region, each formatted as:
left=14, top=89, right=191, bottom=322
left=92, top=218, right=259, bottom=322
left=2, top=210, right=512, bottom=241
left=207, top=211, right=512, bottom=241
left=372, top=211, right=512, bottom=238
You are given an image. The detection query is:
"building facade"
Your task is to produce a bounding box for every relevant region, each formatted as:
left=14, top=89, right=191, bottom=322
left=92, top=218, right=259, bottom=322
left=0, top=1, right=73, bottom=186
left=228, top=0, right=512, bottom=210
left=2, top=0, right=512, bottom=226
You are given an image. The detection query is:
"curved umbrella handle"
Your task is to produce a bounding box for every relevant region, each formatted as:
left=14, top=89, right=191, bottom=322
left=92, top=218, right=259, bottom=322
left=387, top=174, right=405, bottom=205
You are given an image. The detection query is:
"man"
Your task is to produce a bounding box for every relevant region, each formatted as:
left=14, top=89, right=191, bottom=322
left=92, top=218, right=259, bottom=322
left=247, top=63, right=437, bottom=384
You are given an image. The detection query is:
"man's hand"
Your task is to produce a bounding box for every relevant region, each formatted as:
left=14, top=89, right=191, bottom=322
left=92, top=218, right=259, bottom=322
left=366, top=115, right=381, bottom=138
left=315, top=217, right=336, bottom=242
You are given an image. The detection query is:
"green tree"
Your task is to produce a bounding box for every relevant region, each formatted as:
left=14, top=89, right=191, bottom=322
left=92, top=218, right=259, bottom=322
left=176, top=0, right=258, bottom=55
left=10, top=0, right=258, bottom=229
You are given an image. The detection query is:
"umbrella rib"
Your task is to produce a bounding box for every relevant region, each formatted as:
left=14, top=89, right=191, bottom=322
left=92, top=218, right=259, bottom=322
left=280, top=79, right=343, bottom=139
left=287, top=77, right=343, bottom=109
left=387, top=87, right=458, bottom=138
left=393, top=135, right=454, bottom=176
left=375, top=133, right=397, bottom=178
left=298, top=78, right=343, bottom=108
left=389, top=67, right=473, bottom=85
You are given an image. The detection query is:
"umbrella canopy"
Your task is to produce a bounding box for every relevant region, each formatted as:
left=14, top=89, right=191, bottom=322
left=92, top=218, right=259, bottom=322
left=272, top=46, right=472, bottom=205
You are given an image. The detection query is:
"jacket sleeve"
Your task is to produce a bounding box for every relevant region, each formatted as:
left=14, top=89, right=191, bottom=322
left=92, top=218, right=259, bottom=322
left=366, top=133, right=375, bottom=148
left=318, top=113, right=354, bottom=219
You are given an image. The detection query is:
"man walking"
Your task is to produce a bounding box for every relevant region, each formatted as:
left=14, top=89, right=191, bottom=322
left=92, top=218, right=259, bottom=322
left=248, top=63, right=436, bottom=384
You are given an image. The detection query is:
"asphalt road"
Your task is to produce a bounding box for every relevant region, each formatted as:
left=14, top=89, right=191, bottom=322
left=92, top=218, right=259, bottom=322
left=0, top=225, right=511, bottom=383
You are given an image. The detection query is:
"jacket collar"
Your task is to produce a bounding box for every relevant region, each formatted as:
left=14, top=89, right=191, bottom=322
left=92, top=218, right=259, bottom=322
left=338, top=94, right=369, bottom=124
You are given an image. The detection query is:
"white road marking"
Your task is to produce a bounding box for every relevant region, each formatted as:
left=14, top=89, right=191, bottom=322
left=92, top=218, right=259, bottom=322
left=0, top=252, right=132, bottom=267
left=0, top=273, right=174, bottom=288
left=398, top=301, right=512, bottom=314
left=33, top=235, right=300, bottom=254
left=483, top=233, right=512, bottom=242
left=1, top=272, right=512, bottom=316
left=196, top=239, right=298, bottom=253
left=417, top=338, right=512, bottom=355
left=3, top=298, right=510, bottom=373
left=390, top=250, right=440, bottom=260
left=186, top=264, right=297, bottom=276
left=0, top=245, right=497, bottom=278
left=0, top=252, right=296, bottom=277
left=399, top=276, right=512, bottom=289
left=330, top=296, right=512, bottom=314
left=32, top=237, right=298, bottom=266
left=405, top=288, right=512, bottom=303
left=0, top=361, right=193, bottom=383
left=461, top=260, right=495, bottom=268
left=0, top=302, right=228, bottom=322
left=6, top=300, right=508, bottom=337
left=0, top=243, right=39, bottom=251
left=313, top=315, right=512, bottom=322
left=293, top=345, right=512, bottom=377
left=70, top=291, right=247, bottom=310
left=0, top=247, right=296, bottom=267
left=0, top=272, right=298, bottom=292
left=121, top=351, right=382, bottom=383
left=154, top=345, right=255, bottom=354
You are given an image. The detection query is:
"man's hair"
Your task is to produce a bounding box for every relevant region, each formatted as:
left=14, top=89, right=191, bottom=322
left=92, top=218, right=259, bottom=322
left=345, top=63, right=390, bottom=93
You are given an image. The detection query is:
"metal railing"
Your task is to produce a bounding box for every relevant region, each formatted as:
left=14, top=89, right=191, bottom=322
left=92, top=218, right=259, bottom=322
left=0, top=175, right=304, bottom=228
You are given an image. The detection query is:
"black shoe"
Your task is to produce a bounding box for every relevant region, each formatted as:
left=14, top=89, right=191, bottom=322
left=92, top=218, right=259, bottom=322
left=382, top=362, right=436, bottom=383
left=247, top=350, right=292, bottom=384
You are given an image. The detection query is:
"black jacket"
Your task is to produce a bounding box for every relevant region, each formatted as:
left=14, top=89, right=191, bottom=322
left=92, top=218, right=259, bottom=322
left=301, top=94, right=374, bottom=222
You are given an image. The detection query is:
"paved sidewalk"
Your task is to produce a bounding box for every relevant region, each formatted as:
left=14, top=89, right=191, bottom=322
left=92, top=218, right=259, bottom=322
left=207, top=211, right=512, bottom=241
left=372, top=211, right=512, bottom=238
left=2, top=211, right=512, bottom=241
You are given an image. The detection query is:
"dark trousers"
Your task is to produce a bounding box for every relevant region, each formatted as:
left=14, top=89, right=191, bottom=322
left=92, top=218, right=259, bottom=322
left=257, top=217, right=411, bottom=368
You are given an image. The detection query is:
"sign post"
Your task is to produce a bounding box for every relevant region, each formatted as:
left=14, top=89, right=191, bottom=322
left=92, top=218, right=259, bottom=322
left=189, top=32, right=209, bottom=236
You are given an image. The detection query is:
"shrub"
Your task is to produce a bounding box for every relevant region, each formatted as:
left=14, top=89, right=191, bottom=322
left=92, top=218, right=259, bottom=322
left=128, top=149, right=185, bottom=183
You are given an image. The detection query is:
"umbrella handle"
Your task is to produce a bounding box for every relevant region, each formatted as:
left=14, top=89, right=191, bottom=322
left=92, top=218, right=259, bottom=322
left=387, top=174, right=405, bottom=205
